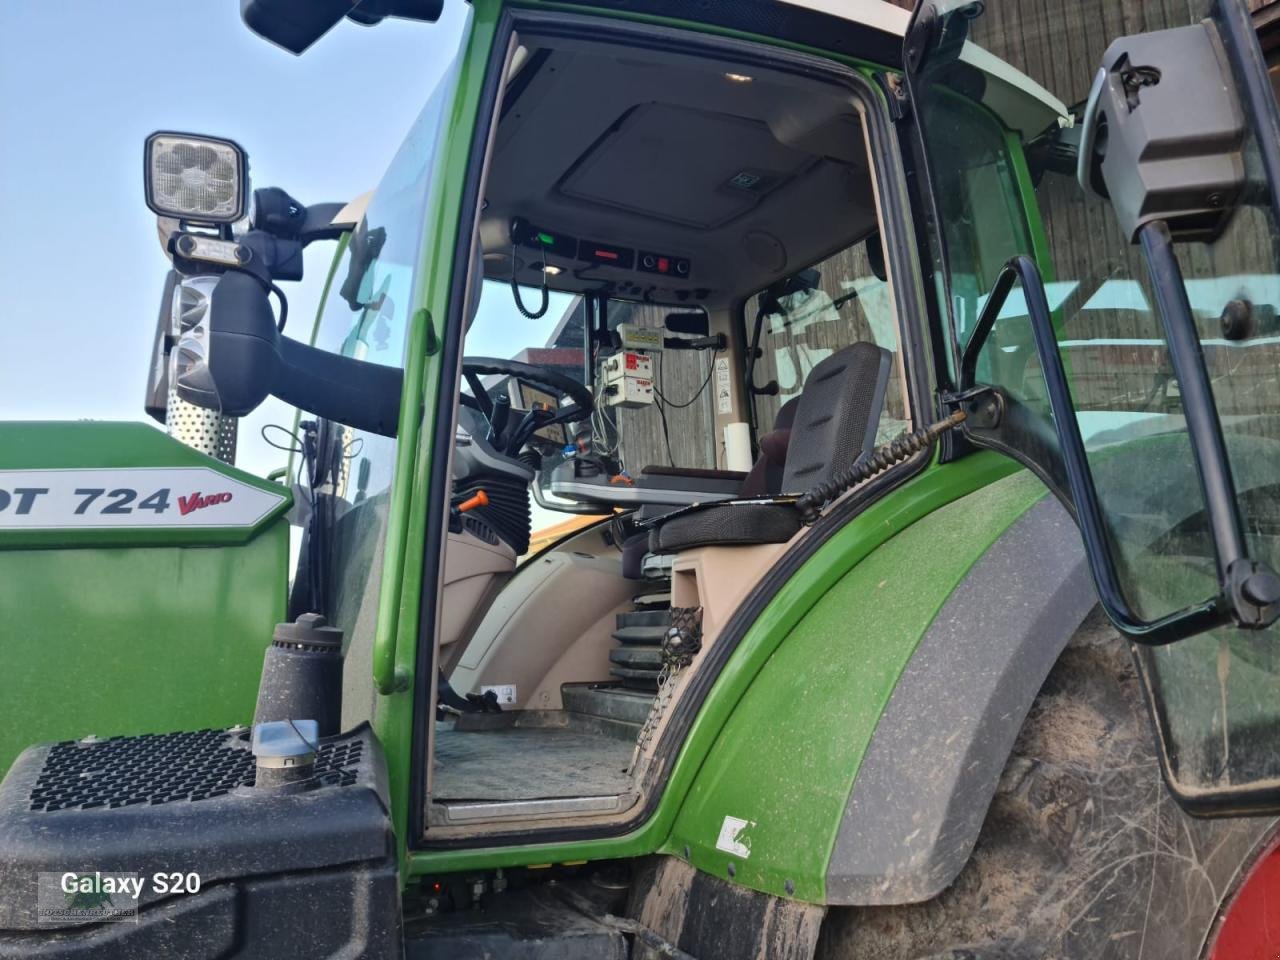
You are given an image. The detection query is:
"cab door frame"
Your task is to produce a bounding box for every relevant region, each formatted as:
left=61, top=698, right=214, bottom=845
left=900, top=0, right=1280, bottom=814
left=403, top=5, right=944, bottom=860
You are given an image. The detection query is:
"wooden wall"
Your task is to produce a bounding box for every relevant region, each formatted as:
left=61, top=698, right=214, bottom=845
left=610, top=301, right=719, bottom=470
left=551, top=297, right=719, bottom=471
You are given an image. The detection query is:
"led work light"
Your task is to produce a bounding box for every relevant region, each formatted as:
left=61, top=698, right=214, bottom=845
left=145, top=132, right=248, bottom=224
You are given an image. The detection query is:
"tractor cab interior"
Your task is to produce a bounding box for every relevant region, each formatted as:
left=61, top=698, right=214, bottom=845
left=425, top=28, right=913, bottom=837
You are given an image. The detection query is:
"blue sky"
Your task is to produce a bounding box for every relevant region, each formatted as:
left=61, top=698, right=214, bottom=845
left=0, top=0, right=471, bottom=477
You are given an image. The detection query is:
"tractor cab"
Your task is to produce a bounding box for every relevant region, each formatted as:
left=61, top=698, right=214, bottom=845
left=307, top=25, right=931, bottom=835
left=129, top=0, right=1280, bottom=843
left=4, top=0, right=1280, bottom=957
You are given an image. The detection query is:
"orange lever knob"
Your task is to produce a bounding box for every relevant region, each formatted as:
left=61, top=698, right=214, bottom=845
left=457, top=490, right=489, bottom=513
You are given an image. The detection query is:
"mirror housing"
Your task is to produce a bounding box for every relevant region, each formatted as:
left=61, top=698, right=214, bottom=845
left=176, top=269, right=403, bottom=436
left=241, top=0, right=444, bottom=55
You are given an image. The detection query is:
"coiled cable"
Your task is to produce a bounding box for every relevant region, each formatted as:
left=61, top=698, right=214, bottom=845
left=795, top=409, right=968, bottom=522
left=511, top=243, right=550, bottom=320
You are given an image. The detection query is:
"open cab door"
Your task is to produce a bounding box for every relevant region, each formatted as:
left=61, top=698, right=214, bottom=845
left=905, top=0, right=1280, bottom=813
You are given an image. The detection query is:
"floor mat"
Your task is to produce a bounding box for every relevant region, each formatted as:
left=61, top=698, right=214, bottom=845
left=433, top=723, right=635, bottom=801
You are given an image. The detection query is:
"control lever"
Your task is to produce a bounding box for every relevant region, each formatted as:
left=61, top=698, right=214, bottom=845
left=487, top=393, right=511, bottom=448
left=448, top=489, right=488, bottom=534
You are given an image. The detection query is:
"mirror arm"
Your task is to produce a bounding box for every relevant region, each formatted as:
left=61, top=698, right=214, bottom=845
left=1139, top=221, right=1249, bottom=571
left=297, top=203, right=348, bottom=245
left=959, top=265, right=1018, bottom=384
left=964, top=255, right=1236, bottom=645
left=275, top=337, right=403, bottom=438
left=1138, top=221, right=1280, bottom=630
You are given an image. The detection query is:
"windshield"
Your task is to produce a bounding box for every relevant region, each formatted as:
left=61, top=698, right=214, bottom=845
left=284, top=22, right=468, bottom=724
left=464, top=279, right=720, bottom=533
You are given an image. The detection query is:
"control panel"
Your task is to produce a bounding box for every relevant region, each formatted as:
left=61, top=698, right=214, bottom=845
left=511, top=216, right=692, bottom=283
left=601, top=351, right=654, bottom=408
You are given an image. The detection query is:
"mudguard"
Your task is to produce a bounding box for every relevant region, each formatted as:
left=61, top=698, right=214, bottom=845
left=825, top=493, right=1094, bottom=903
left=665, top=469, right=1096, bottom=905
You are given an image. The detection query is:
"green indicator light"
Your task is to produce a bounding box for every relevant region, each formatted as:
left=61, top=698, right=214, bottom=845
left=536, top=232, right=555, bottom=246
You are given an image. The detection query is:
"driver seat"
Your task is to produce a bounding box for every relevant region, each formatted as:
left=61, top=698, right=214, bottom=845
left=647, top=341, right=892, bottom=553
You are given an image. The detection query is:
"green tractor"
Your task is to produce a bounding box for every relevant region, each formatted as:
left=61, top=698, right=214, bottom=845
left=2, top=0, right=1280, bottom=956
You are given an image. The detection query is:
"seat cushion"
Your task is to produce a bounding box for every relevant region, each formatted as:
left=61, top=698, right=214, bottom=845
left=649, top=502, right=801, bottom=553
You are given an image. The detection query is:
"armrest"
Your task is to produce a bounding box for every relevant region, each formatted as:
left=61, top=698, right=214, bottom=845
left=549, top=460, right=737, bottom=508
left=637, top=467, right=744, bottom=497
left=640, top=465, right=749, bottom=482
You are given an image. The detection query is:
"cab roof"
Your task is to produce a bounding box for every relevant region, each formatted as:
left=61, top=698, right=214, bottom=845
left=779, top=0, right=1068, bottom=136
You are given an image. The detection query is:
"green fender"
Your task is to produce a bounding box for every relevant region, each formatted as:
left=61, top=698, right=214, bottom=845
left=408, top=452, right=1039, bottom=879
left=662, top=467, right=1058, bottom=903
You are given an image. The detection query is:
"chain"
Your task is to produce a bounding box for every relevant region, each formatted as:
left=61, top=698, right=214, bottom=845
left=627, top=608, right=703, bottom=773
left=628, top=659, right=683, bottom=773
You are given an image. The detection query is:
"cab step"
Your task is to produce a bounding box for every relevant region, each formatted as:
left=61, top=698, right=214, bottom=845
left=612, top=624, right=669, bottom=645
left=609, top=646, right=663, bottom=670
left=561, top=682, right=655, bottom=726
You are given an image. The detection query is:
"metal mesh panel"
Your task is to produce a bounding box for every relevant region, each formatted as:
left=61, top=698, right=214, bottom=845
left=164, top=382, right=237, bottom=464
left=28, top=729, right=363, bottom=812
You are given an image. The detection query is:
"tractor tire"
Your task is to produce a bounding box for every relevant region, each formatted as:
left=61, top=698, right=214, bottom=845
left=816, top=608, right=1278, bottom=960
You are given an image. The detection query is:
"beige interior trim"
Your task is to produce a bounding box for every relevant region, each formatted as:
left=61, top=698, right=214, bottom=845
left=450, top=549, right=636, bottom=710
left=628, top=539, right=789, bottom=770
left=437, top=530, right=518, bottom=676
left=670, top=542, right=788, bottom=638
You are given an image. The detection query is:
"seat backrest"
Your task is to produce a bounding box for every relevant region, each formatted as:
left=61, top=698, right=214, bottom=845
left=780, top=342, right=893, bottom=495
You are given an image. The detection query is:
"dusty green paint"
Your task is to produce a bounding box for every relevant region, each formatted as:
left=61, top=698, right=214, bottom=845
left=662, top=469, right=1051, bottom=903
left=0, top=530, right=287, bottom=772
left=1005, top=126, right=1052, bottom=284
left=0, top=521, right=287, bottom=775
left=0, top=420, right=289, bottom=773
left=408, top=452, right=1024, bottom=876
left=0, top=422, right=291, bottom=549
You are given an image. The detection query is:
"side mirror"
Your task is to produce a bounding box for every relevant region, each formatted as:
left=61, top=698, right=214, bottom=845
left=241, top=0, right=444, bottom=55
left=174, top=270, right=403, bottom=437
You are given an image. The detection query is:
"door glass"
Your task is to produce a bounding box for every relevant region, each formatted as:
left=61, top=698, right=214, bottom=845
left=913, top=1, right=1280, bottom=802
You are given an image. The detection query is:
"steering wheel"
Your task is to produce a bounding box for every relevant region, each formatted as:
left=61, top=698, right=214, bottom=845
left=460, top=357, right=594, bottom=456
